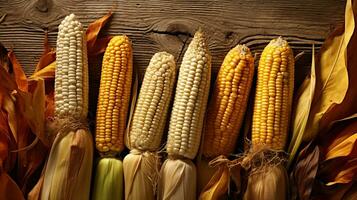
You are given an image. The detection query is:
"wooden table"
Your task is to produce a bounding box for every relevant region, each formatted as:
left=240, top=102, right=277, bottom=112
left=0, top=0, right=345, bottom=116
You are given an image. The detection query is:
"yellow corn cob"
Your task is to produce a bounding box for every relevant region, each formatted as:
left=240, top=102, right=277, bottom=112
left=203, top=44, right=254, bottom=158
left=128, top=52, right=176, bottom=151
left=166, top=30, right=211, bottom=160
left=55, top=13, right=88, bottom=119
left=95, top=35, right=133, bottom=154
left=41, top=14, right=93, bottom=200
left=123, top=52, right=176, bottom=200
left=252, top=37, right=294, bottom=150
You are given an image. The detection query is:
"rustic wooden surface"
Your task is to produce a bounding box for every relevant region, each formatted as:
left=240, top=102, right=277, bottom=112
left=0, top=0, right=345, bottom=116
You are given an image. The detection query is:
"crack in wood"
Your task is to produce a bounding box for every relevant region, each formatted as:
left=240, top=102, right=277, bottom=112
left=176, top=36, right=189, bottom=64
left=0, top=13, right=7, bottom=24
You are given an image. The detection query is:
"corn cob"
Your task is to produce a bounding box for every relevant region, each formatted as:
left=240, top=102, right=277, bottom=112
left=166, top=30, right=211, bottom=160
left=123, top=52, right=176, bottom=200
left=95, top=35, right=133, bottom=154
left=159, top=29, right=211, bottom=200
left=41, top=14, right=93, bottom=200
left=92, top=35, right=133, bottom=200
left=252, top=37, right=294, bottom=150
left=55, top=13, right=88, bottom=119
left=203, top=44, right=254, bottom=158
left=128, top=52, right=176, bottom=151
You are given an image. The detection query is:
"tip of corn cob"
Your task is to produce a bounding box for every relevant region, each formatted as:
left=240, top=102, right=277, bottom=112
left=270, top=36, right=289, bottom=47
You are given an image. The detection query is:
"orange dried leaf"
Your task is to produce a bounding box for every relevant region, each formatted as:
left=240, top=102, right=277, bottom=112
left=88, top=36, right=112, bottom=56
left=0, top=43, right=9, bottom=72
left=30, top=61, right=55, bottom=80
left=34, top=52, right=55, bottom=74
left=325, top=133, right=357, bottom=160
left=8, top=50, right=28, bottom=92
left=199, top=165, right=229, bottom=200
left=0, top=172, right=25, bottom=200
left=326, top=159, right=357, bottom=186
left=2, top=94, right=17, bottom=143
left=86, top=12, right=113, bottom=55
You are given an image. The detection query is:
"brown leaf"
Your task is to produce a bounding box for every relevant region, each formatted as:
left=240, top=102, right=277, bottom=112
left=86, top=12, right=112, bottom=48
left=31, top=61, right=55, bottom=80
left=16, top=80, right=47, bottom=146
left=86, top=12, right=113, bottom=55
left=0, top=172, right=25, bottom=200
left=8, top=50, right=28, bottom=92
left=0, top=43, right=9, bottom=72
left=88, top=36, right=112, bottom=56
left=34, top=31, right=56, bottom=73
left=291, top=142, right=320, bottom=200
left=199, top=165, right=229, bottom=200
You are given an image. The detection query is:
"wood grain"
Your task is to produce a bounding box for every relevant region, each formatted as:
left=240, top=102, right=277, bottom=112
left=0, top=0, right=345, bottom=116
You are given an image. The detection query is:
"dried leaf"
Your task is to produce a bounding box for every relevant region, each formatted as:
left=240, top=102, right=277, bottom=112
left=0, top=172, right=25, bottom=200
left=86, top=11, right=112, bottom=55
left=8, top=50, right=28, bottom=92
left=88, top=36, right=112, bottom=56
left=342, top=183, right=357, bottom=200
left=0, top=43, right=9, bottom=72
left=288, top=45, right=316, bottom=166
left=318, top=0, right=357, bottom=130
left=2, top=93, right=17, bottom=143
left=304, top=0, right=355, bottom=141
left=199, top=165, right=229, bottom=200
left=320, top=115, right=357, bottom=161
left=327, top=158, right=357, bottom=185
left=291, top=142, right=319, bottom=200
left=15, top=80, right=47, bottom=146
left=34, top=31, right=56, bottom=73
left=30, top=61, right=55, bottom=80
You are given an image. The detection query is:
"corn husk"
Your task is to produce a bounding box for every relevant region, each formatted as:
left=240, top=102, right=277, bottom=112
left=123, top=150, right=160, bottom=200
left=197, top=158, right=217, bottom=194
left=40, top=128, right=93, bottom=200
left=198, top=156, right=230, bottom=200
left=92, top=158, right=123, bottom=200
left=158, top=159, right=196, bottom=200
left=243, top=164, right=288, bottom=200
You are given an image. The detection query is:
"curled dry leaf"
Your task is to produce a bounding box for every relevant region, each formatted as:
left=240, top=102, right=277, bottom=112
left=8, top=50, right=28, bottom=92
left=288, top=45, right=316, bottom=166
left=291, top=142, right=319, bottom=200
left=0, top=173, right=25, bottom=200
left=316, top=116, right=357, bottom=186
left=86, top=11, right=113, bottom=56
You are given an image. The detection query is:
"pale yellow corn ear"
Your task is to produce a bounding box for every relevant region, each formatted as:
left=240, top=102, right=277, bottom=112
left=123, top=52, right=176, bottom=200
left=203, top=44, right=254, bottom=158
left=252, top=37, right=294, bottom=150
left=55, top=13, right=88, bottom=119
left=128, top=52, right=176, bottom=151
left=92, top=158, right=123, bottom=200
left=41, top=14, right=93, bottom=200
left=41, top=129, right=93, bottom=200
left=95, top=35, right=133, bottom=154
left=166, top=29, right=211, bottom=160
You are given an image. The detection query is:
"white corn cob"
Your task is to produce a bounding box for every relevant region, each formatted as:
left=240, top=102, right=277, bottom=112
left=55, top=13, right=88, bottom=119
left=166, top=30, right=211, bottom=159
left=128, top=52, right=176, bottom=151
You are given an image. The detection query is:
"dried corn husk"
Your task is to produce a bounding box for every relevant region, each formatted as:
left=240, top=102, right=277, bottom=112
left=243, top=164, right=288, bottom=200
left=92, top=158, right=123, bottom=200
left=41, top=128, right=93, bottom=200
left=158, top=159, right=196, bottom=200
left=123, top=150, right=160, bottom=200
left=197, top=158, right=217, bottom=194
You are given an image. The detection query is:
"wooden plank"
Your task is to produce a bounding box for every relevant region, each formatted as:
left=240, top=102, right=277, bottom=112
left=0, top=0, right=345, bottom=115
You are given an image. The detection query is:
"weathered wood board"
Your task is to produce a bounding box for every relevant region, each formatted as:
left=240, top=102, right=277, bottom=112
left=0, top=0, right=345, bottom=116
